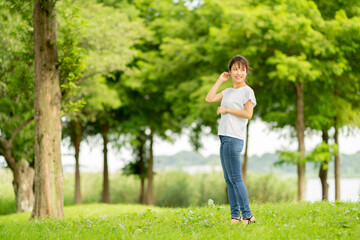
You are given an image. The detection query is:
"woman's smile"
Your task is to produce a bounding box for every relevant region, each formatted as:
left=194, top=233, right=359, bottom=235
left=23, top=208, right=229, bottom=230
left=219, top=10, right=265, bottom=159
left=234, top=75, right=244, bottom=81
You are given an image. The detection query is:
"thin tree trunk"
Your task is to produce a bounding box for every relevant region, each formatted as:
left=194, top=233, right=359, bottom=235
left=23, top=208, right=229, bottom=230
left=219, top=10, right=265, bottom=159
left=101, top=124, right=111, bottom=203
left=295, top=82, right=306, bottom=201
left=319, top=130, right=329, bottom=201
left=138, top=132, right=146, bottom=204
left=31, top=0, right=64, bottom=219
left=334, top=116, right=341, bottom=201
left=147, top=127, right=154, bottom=205
left=71, top=119, right=82, bottom=204
left=242, top=121, right=250, bottom=186
left=140, top=177, right=146, bottom=204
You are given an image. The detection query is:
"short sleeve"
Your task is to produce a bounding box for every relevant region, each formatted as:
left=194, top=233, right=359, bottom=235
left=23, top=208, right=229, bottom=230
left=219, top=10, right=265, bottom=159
left=243, top=88, right=257, bottom=107
left=221, top=88, right=229, bottom=96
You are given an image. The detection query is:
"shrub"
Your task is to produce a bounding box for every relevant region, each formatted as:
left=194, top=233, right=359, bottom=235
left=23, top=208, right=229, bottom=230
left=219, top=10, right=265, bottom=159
left=246, top=173, right=297, bottom=203
left=155, top=171, right=191, bottom=207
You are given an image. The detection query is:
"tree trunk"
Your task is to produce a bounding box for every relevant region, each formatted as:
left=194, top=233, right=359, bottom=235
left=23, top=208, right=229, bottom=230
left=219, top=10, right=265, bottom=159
left=242, top=121, right=250, bottom=186
left=140, top=177, right=146, bottom=204
left=295, top=82, right=306, bottom=201
left=31, top=0, right=64, bottom=219
left=101, top=124, right=111, bottom=203
left=13, top=160, right=35, bottom=212
left=0, top=139, right=35, bottom=213
left=334, top=116, right=341, bottom=201
left=319, top=130, right=329, bottom=201
left=70, top=119, right=82, bottom=204
left=138, top=133, right=146, bottom=204
left=0, top=119, right=35, bottom=213
left=147, top=127, right=154, bottom=205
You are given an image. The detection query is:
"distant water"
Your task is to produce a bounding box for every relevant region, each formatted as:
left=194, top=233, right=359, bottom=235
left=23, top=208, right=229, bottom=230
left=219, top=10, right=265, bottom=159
left=306, top=178, right=360, bottom=202
left=180, top=165, right=222, bottom=175
left=170, top=166, right=360, bottom=202
left=179, top=166, right=360, bottom=202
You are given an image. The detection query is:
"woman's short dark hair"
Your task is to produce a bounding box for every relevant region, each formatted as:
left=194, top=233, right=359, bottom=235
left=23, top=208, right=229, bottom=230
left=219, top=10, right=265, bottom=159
left=228, top=55, right=251, bottom=74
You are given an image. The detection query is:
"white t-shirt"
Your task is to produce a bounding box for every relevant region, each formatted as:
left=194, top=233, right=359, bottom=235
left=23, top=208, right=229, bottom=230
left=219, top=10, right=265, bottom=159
left=217, top=86, right=257, bottom=140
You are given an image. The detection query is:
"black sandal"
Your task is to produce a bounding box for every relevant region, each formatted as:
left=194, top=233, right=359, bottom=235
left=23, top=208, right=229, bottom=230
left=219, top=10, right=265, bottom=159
left=241, top=215, right=256, bottom=225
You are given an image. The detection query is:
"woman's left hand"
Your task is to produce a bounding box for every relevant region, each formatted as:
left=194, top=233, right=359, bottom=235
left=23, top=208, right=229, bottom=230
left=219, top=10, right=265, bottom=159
left=217, top=106, right=228, bottom=115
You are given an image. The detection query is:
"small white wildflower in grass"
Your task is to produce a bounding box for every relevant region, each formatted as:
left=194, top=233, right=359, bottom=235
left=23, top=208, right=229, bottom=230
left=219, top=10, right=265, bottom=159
left=119, top=223, right=125, bottom=229
left=203, top=220, right=211, bottom=226
left=135, top=228, right=143, bottom=233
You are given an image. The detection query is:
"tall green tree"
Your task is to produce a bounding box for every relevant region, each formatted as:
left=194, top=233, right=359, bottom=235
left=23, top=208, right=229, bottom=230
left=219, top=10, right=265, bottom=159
left=59, top=0, right=146, bottom=204
left=57, top=1, right=86, bottom=205
left=311, top=0, right=360, bottom=200
left=327, top=10, right=360, bottom=200
left=122, top=129, right=148, bottom=204
left=112, top=77, right=152, bottom=205
left=123, top=0, right=225, bottom=204
left=214, top=0, right=335, bottom=201
left=0, top=0, right=35, bottom=213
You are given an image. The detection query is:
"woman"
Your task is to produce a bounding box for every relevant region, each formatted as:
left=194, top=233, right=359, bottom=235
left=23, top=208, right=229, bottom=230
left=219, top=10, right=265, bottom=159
left=205, top=55, right=256, bottom=225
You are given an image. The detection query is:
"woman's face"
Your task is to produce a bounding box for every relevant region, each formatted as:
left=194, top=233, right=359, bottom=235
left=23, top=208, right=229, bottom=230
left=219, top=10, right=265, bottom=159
left=230, top=62, right=247, bottom=84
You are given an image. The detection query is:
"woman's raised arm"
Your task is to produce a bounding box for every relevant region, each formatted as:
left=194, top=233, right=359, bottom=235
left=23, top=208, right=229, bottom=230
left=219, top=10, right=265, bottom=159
left=205, top=72, right=230, bottom=102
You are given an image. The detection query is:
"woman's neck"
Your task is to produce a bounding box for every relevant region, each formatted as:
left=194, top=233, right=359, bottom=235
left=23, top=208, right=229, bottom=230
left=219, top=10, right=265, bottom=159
left=233, top=82, right=247, bottom=89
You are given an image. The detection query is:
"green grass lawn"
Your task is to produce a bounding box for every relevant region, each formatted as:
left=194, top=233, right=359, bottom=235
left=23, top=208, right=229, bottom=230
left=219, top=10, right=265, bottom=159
left=0, top=202, right=359, bottom=239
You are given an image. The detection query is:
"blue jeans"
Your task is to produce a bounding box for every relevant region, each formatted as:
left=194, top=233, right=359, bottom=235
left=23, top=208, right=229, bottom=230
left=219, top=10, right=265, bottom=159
left=219, top=135, right=252, bottom=219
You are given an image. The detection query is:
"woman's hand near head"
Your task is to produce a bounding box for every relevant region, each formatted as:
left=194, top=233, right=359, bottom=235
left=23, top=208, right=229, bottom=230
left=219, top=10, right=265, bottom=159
left=219, top=72, right=230, bottom=82
left=205, top=72, right=229, bottom=102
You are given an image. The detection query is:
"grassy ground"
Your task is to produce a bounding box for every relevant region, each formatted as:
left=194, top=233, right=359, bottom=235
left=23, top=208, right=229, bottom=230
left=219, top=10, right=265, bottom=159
left=0, top=201, right=359, bottom=239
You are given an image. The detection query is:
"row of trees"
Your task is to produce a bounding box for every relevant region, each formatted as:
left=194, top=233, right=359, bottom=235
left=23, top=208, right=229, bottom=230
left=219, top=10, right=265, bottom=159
left=0, top=0, right=359, bottom=218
